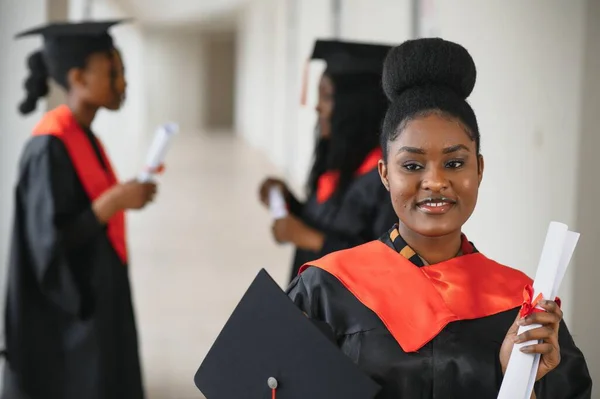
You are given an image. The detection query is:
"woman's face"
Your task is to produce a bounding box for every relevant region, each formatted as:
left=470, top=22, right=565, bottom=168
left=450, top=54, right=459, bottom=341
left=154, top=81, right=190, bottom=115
left=379, top=113, right=484, bottom=238
left=315, top=74, right=334, bottom=138
left=70, top=48, right=127, bottom=110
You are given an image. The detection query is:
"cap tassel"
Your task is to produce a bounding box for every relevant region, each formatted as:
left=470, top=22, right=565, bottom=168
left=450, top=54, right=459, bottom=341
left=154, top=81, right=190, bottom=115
left=300, top=59, right=309, bottom=106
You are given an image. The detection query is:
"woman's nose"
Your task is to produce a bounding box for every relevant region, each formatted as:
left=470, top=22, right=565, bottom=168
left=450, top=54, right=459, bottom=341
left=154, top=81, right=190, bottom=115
left=421, top=167, right=449, bottom=192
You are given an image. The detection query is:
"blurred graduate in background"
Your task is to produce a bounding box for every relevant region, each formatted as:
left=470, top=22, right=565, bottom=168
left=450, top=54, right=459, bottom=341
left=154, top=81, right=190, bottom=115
left=259, top=39, right=397, bottom=283
left=2, top=20, right=157, bottom=399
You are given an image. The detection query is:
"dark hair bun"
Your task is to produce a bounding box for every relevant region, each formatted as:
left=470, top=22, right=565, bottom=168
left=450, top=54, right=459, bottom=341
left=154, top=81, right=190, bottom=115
left=18, top=51, right=50, bottom=115
left=382, top=38, right=476, bottom=102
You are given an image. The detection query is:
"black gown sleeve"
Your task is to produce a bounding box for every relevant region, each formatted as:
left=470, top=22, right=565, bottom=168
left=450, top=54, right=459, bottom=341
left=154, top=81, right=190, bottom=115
left=318, top=189, right=396, bottom=255
left=287, top=269, right=338, bottom=343
left=16, top=136, right=105, bottom=316
left=534, top=320, right=592, bottom=398
left=287, top=272, right=311, bottom=309
left=287, top=190, right=305, bottom=217
left=287, top=267, right=380, bottom=338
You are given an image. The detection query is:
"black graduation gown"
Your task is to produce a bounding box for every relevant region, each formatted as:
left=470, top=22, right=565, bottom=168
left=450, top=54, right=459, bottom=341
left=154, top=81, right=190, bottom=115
left=2, top=132, right=144, bottom=399
left=287, top=168, right=396, bottom=282
left=287, top=228, right=593, bottom=399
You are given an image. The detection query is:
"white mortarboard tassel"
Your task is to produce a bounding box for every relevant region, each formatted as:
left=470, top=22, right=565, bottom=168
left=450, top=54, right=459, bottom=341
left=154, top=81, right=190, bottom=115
left=497, top=221, right=580, bottom=399
left=267, top=377, right=278, bottom=389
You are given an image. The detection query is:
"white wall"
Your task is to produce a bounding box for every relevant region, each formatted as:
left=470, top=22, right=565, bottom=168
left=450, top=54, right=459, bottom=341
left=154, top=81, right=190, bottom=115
left=340, top=0, right=411, bottom=44
left=143, top=27, right=206, bottom=136
left=573, top=0, right=600, bottom=386
left=46, top=0, right=70, bottom=109
left=268, top=0, right=295, bottom=173
left=204, top=33, right=236, bottom=130
left=234, top=0, right=277, bottom=150
left=0, top=0, right=49, bottom=365
left=0, top=0, right=48, bottom=259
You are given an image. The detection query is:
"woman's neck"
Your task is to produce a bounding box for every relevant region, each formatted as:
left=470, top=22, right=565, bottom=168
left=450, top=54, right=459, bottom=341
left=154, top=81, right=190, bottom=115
left=397, top=222, right=463, bottom=265
left=67, top=96, right=98, bottom=129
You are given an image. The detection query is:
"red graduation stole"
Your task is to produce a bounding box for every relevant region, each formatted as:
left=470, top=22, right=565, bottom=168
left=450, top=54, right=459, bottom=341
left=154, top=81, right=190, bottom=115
left=316, top=147, right=382, bottom=204
left=299, top=241, right=532, bottom=352
left=32, top=105, right=128, bottom=265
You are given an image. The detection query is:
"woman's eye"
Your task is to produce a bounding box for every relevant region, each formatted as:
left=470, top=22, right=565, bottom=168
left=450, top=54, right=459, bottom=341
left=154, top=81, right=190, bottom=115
left=446, top=160, right=464, bottom=169
left=402, top=163, right=423, bottom=171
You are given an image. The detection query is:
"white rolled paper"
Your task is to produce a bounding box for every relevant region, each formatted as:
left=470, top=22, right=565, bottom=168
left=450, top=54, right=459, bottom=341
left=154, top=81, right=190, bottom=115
left=269, top=186, right=288, bottom=220
left=137, top=122, right=179, bottom=183
left=497, top=221, right=580, bottom=399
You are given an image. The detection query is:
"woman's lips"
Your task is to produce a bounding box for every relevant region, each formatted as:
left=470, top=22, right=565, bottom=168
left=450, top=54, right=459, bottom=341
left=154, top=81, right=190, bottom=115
left=416, top=198, right=456, bottom=215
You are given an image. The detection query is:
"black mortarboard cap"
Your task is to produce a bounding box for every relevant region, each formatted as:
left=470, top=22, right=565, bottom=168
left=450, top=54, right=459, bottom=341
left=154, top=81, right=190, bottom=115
left=15, top=20, right=128, bottom=39
left=14, top=20, right=128, bottom=54
left=194, top=269, right=381, bottom=399
left=310, top=39, right=393, bottom=76
left=300, top=39, right=393, bottom=105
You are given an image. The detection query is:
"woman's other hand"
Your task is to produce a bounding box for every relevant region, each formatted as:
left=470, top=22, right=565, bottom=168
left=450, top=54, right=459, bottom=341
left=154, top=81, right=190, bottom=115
left=271, top=215, right=324, bottom=252
left=499, top=299, right=562, bottom=383
left=258, top=177, right=289, bottom=207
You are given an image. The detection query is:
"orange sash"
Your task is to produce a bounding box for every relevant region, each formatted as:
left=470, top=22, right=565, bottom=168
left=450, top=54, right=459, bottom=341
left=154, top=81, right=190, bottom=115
left=316, top=147, right=382, bottom=203
left=32, top=105, right=128, bottom=264
left=300, top=241, right=532, bottom=352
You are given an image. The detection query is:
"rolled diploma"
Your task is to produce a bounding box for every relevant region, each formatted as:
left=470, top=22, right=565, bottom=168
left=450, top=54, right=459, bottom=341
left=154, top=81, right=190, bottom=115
left=497, top=221, right=580, bottom=399
left=269, top=187, right=288, bottom=220
left=137, top=122, right=179, bottom=183
left=523, top=229, right=580, bottom=396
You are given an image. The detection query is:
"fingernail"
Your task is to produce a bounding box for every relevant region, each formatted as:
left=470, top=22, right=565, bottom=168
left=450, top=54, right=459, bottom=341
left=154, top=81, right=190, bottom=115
left=517, top=318, right=526, bottom=326
left=512, top=335, right=520, bottom=343
left=520, top=347, right=530, bottom=353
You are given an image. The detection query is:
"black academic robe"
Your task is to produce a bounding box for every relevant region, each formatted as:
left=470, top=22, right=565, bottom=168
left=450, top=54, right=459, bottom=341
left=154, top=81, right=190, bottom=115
left=287, top=228, right=592, bottom=399
left=288, top=168, right=396, bottom=283
left=2, top=132, right=144, bottom=399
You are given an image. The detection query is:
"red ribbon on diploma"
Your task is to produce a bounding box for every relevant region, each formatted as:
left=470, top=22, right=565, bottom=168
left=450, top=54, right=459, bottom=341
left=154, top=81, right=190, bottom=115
left=519, top=284, right=562, bottom=319
left=145, top=163, right=166, bottom=174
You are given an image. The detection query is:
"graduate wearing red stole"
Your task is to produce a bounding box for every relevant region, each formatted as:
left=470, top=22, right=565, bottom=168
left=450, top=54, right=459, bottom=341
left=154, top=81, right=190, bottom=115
left=3, top=20, right=156, bottom=399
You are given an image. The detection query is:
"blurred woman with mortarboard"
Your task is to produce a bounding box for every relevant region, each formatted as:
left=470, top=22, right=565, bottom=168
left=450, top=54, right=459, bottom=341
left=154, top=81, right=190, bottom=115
left=2, top=20, right=153, bottom=399
left=258, top=39, right=397, bottom=283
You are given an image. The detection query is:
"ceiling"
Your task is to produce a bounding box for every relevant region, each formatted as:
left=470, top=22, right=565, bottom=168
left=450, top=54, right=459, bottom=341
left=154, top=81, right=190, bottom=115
left=117, top=0, right=249, bottom=27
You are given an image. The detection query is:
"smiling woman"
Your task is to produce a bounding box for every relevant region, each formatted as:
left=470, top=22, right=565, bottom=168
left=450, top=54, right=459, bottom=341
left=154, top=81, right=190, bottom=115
left=287, top=38, right=592, bottom=398
left=380, top=114, right=483, bottom=256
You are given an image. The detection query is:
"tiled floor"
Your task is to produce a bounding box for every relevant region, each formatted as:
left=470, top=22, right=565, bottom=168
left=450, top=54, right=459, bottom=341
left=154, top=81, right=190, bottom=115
left=127, top=130, right=294, bottom=398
